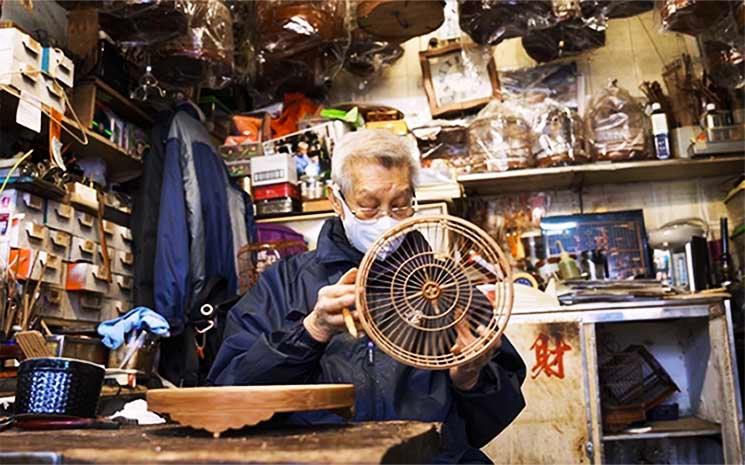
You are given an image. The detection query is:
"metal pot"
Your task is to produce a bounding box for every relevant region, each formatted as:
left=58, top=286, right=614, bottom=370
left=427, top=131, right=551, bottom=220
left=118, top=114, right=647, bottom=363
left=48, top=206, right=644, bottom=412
left=15, top=357, right=105, bottom=418
left=46, top=335, right=109, bottom=366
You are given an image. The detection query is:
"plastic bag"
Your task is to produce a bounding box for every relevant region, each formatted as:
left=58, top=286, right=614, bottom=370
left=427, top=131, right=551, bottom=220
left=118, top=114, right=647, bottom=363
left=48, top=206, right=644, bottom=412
left=500, top=62, right=581, bottom=109
left=468, top=100, right=535, bottom=172
left=343, top=28, right=405, bottom=79
left=458, top=0, right=554, bottom=46
left=586, top=81, right=649, bottom=162
left=256, top=0, right=348, bottom=61
left=521, top=18, right=606, bottom=64
left=659, top=0, right=731, bottom=36
left=700, top=10, right=745, bottom=90
left=99, top=0, right=190, bottom=46
left=532, top=100, right=589, bottom=168
left=413, top=121, right=471, bottom=177
left=151, top=0, right=234, bottom=89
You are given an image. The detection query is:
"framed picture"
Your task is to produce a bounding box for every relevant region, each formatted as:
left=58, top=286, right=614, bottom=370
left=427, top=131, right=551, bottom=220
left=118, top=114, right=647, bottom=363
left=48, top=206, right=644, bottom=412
left=419, top=42, right=500, bottom=117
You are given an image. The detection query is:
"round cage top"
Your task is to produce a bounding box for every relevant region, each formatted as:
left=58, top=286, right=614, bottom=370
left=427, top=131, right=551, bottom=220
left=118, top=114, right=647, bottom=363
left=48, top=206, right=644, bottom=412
left=356, top=214, right=513, bottom=370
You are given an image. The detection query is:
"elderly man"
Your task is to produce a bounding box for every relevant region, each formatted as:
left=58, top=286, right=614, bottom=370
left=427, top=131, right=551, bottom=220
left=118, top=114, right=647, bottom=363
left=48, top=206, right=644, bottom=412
left=209, top=129, right=526, bottom=463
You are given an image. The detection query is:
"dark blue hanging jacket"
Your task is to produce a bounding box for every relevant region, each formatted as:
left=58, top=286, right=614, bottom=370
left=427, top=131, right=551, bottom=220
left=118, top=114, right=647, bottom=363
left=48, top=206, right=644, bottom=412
left=153, top=103, right=255, bottom=336
left=208, top=217, right=526, bottom=463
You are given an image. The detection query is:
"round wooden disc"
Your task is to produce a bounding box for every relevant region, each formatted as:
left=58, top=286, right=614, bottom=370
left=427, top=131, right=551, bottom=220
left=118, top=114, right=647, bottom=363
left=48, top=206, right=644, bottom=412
left=147, top=385, right=355, bottom=436
left=357, top=0, right=445, bottom=41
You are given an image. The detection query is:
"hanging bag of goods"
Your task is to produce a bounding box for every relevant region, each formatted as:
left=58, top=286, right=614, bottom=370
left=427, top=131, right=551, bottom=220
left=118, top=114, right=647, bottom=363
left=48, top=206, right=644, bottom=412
left=579, top=0, right=654, bottom=19
left=151, top=0, right=234, bottom=89
left=458, top=0, right=554, bottom=46
left=521, top=18, right=606, bottom=63
left=659, top=0, right=732, bottom=36
left=468, top=100, right=535, bottom=172
left=532, top=101, right=590, bottom=168
left=98, top=0, right=190, bottom=46
left=586, top=81, right=649, bottom=162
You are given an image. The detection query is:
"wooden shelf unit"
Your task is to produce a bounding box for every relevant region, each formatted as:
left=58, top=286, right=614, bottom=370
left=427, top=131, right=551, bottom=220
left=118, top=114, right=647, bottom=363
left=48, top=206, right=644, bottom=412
left=603, top=416, right=721, bottom=442
left=457, top=155, right=745, bottom=195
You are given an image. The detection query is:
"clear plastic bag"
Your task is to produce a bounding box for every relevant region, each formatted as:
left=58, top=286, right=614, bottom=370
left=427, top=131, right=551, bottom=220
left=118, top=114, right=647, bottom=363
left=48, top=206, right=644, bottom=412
left=151, top=0, right=234, bottom=89
left=343, top=28, right=405, bottom=79
left=700, top=10, right=745, bottom=90
left=99, top=0, right=190, bottom=46
left=468, top=100, right=535, bottom=172
left=586, top=81, right=649, bottom=162
left=659, top=0, right=731, bottom=36
left=458, top=0, right=554, bottom=46
left=521, top=18, right=606, bottom=64
left=500, top=62, right=581, bottom=109
left=532, top=100, right=590, bottom=168
left=579, top=0, right=653, bottom=20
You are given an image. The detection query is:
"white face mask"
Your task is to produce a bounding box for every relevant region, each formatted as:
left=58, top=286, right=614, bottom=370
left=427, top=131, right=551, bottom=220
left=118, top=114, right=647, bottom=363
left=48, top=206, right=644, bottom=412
left=336, top=190, right=404, bottom=261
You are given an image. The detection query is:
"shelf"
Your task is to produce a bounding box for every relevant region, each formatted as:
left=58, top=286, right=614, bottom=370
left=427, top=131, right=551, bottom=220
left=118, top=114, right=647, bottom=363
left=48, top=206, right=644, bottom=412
left=62, top=116, right=143, bottom=183
left=603, top=416, right=721, bottom=442
left=457, top=155, right=745, bottom=195
left=88, top=78, right=153, bottom=128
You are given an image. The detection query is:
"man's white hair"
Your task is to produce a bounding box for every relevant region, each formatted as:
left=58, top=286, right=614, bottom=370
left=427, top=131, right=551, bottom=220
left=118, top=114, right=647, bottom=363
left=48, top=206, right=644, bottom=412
left=331, top=129, right=419, bottom=194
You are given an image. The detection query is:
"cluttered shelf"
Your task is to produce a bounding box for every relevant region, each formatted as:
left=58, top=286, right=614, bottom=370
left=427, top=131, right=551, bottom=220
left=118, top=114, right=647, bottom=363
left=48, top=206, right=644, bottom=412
left=603, top=416, right=721, bottom=441
left=457, top=155, right=745, bottom=195
left=62, top=116, right=143, bottom=184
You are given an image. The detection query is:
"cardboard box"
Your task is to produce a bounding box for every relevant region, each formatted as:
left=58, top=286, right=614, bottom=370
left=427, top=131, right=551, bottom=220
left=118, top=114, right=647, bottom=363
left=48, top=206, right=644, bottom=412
left=65, top=262, right=110, bottom=294
left=250, top=154, right=298, bottom=187
left=73, top=211, right=98, bottom=239
left=41, top=47, right=74, bottom=87
left=47, top=229, right=71, bottom=260
left=0, top=28, right=42, bottom=71
left=112, top=250, right=134, bottom=276
left=40, top=75, right=65, bottom=114
left=5, top=218, right=48, bottom=250
left=10, top=249, right=64, bottom=285
left=69, top=236, right=97, bottom=263
left=45, top=200, right=75, bottom=234
left=109, top=274, right=133, bottom=302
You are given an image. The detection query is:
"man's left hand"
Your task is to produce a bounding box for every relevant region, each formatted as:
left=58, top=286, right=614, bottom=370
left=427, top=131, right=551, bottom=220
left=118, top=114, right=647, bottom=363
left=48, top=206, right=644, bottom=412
left=449, top=322, right=502, bottom=391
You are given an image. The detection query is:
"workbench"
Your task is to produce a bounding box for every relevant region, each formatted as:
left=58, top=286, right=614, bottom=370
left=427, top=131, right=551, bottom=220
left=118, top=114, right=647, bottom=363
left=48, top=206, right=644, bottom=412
left=0, top=421, right=440, bottom=464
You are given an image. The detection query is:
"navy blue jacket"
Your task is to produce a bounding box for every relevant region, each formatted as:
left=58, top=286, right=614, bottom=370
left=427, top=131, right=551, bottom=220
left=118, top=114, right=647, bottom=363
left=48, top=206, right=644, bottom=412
left=209, top=218, right=526, bottom=463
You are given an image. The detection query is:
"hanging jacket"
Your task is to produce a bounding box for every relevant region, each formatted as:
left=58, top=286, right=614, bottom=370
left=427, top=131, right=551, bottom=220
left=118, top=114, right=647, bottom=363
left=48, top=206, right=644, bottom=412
left=153, top=103, right=255, bottom=335
left=208, top=218, right=526, bottom=464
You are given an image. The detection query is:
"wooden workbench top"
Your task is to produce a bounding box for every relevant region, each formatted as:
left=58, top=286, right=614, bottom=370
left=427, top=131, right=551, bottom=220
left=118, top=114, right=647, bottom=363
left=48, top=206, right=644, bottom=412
left=0, top=421, right=441, bottom=464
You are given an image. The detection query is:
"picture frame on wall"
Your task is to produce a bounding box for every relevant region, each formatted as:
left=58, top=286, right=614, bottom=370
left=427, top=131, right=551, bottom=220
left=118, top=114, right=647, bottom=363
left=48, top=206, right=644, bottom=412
left=419, top=41, right=501, bottom=118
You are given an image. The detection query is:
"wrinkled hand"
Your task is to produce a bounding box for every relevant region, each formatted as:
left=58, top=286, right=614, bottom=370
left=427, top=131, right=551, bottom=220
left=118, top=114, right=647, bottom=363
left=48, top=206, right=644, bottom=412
left=449, top=322, right=502, bottom=391
left=304, top=268, right=361, bottom=343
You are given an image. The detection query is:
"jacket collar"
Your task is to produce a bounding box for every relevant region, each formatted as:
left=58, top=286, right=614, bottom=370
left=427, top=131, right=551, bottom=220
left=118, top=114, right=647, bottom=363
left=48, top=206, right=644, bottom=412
left=316, top=217, right=364, bottom=266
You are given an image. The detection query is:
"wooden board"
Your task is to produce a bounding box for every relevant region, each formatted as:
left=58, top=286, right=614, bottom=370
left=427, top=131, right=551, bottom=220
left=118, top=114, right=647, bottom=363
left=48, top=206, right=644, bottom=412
left=147, top=385, right=355, bottom=437
left=0, top=421, right=440, bottom=464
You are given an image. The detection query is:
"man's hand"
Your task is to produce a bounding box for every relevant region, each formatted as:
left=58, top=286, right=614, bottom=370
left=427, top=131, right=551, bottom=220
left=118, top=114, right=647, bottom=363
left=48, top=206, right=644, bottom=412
left=449, top=321, right=502, bottom=391
left=304, top=268, right=360, bottom=343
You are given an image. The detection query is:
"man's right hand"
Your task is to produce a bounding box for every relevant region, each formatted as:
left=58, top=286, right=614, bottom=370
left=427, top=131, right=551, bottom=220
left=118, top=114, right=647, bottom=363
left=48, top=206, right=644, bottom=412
left=304, top=268, right=359, bottom=343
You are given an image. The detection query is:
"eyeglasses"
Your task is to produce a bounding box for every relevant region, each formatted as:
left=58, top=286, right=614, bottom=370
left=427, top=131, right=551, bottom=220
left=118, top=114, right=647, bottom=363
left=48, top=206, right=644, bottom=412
left=336, top=188, right=417, bottom=221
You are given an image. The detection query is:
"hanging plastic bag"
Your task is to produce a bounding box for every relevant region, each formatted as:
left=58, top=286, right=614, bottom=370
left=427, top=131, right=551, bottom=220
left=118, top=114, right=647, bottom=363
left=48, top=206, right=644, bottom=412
left=99, top=0, right=190, bottom=46
left=151, top=0, right=234, bottom=89
left=659, top=0, right=731, bottom=36
left=586, top=81, right=649, bottom=162
left=458, top=0, right=554, bottom=46
left=521, top=18, right=607, bottom=64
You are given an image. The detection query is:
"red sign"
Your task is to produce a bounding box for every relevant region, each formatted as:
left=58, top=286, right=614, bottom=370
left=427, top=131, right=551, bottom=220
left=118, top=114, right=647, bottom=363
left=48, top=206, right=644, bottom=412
left=530, top=333, right=571, bottom=379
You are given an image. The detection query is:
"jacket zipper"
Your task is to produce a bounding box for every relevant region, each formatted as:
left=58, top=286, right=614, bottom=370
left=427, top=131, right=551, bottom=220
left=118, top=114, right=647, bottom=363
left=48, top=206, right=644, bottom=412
left=366, top=339, right=376, bottom=419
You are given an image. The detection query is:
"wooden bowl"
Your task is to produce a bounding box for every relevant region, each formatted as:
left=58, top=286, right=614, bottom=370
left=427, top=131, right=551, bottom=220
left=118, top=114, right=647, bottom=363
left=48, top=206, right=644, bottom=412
left=147, top=385, right=355, bottom=437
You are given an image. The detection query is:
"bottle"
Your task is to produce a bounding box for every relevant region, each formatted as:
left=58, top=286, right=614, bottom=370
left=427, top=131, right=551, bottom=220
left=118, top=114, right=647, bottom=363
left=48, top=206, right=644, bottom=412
left=719, top=217, right=733, bottom=286
left=650, top=102, right=671, bottom=160
left=556, top=241, right=581, bottom=280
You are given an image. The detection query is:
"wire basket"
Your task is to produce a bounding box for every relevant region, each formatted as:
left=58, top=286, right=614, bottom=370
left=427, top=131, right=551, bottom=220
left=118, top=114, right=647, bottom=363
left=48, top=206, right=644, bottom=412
left=237, top=240, right=307, bottom=293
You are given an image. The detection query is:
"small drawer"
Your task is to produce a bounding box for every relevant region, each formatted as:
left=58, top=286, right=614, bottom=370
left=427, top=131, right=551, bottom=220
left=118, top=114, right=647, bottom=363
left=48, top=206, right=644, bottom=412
left=101, top=298, right=129, bottom=322
left=42, top=47, right=74, bottom=87
left=0, top=190, right=45, bottom=224
left=47, top=229, right=71, bottom=260
left=109, top=274, right=133, bottom=302
left=38, top=286, right=70, bottom=320
left=45, top=201, right=76, bottom=234
left=109, top=224, right=133, bottom=252
left=113, top=250, right=134, bottom=276
left=67, top=292, right=106, bottom=323
left=65, top=262, right=110, bottom=294
left=5, top=218, right=48, bottom=250
left=97, top=244, right=115, bottom=268
left=74, top=211, right=98, bottom=239
left=10, top=249, right=64, bottom=285
left=69, top=236, right=97, bottom=263
left=0, top=28, right=43, bottom=69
